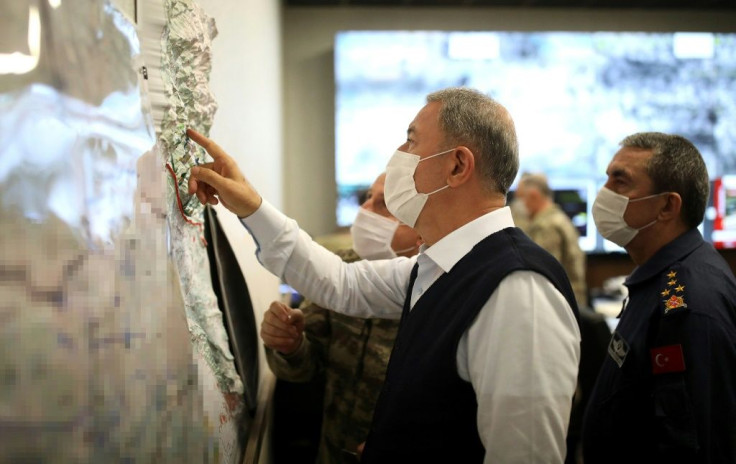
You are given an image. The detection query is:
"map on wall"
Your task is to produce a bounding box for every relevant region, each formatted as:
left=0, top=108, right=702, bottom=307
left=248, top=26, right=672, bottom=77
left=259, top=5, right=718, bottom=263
left=0, top=0, right=247, bottom=462
left=157, top=0, right=248, bottom=460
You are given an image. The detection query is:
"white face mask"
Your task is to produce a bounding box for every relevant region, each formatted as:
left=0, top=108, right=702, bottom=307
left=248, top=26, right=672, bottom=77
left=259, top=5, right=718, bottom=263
left=350, top=207, right=400, bottom=260
left=384, top=148, right=452, bottom=228
left=592, top=186, right=668, bottom=247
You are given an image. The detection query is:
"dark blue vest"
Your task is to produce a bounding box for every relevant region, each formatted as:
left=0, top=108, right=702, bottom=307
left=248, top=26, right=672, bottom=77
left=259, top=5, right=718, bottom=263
left=361, top=227, right=579, bottom=463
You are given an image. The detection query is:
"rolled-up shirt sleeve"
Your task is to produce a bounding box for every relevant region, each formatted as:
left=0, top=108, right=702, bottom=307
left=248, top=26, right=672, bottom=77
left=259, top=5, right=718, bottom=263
left=241, top=200, right=412, bottom=319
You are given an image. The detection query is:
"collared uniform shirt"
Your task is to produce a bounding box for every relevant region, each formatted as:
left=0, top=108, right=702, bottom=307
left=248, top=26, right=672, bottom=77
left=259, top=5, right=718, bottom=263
left=582, top=229, right=736, bottom=463
left=243, top=201, right=581, bottom=463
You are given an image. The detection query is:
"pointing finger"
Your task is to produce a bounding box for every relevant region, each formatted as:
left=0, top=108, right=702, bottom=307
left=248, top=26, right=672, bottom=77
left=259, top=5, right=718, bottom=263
left=187, top=128, right=226, bottom=161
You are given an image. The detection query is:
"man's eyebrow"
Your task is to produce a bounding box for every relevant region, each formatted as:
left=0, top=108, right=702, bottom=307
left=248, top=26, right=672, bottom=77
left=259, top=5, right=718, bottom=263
left=608, top=166, right=631, bottom=180
left=406, top=125, right=416, bottom=137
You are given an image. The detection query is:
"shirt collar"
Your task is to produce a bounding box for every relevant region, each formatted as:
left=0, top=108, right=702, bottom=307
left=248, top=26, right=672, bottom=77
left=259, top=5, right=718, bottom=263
left=625, top=228, right=705, bottom=286
left=420, top=206, right=515, bottom=273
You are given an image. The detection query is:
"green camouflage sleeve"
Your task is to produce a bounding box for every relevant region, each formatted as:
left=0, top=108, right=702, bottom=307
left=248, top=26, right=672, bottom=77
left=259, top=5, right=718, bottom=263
left=264, top=249, right=360, bottom=383
left=264, top=302, right=331, bottom=383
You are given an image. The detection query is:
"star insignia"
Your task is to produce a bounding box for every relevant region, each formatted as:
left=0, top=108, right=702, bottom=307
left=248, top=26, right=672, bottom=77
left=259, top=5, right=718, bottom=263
left=661, top=270, right=687, bottom=315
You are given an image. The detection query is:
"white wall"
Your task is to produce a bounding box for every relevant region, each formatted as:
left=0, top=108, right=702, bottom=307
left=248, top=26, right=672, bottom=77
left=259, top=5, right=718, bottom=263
left=283, top=6, right=736, bottom=236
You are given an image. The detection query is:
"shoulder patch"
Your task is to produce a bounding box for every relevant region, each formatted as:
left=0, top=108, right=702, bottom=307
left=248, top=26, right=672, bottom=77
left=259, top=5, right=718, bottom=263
left=608, top=330, right=629, bottom=368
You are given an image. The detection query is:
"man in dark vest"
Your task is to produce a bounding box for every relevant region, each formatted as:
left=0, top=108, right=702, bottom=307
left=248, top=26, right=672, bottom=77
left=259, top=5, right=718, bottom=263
left=187, top=87, right=582, bottom=463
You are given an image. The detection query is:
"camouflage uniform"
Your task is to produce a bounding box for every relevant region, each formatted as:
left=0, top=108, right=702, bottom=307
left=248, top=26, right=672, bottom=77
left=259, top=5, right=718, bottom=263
left=524, top=203, right=589, bottom=308
left=265, top=249, right=399, bottom=464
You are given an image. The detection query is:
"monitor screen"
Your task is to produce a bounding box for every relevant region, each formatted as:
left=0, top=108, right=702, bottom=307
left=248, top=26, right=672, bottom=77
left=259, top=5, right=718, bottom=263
left=334, top=30, right=736, bottom=252
left=711, top=176, right=736, bottom=248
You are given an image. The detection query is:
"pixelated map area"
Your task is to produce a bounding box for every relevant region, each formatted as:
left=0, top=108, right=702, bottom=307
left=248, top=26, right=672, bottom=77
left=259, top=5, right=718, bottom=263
left=0, top=1, right=242, bottom=462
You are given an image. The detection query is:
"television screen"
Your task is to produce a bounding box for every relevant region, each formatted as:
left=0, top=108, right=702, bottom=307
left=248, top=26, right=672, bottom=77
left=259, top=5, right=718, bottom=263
left=334, top=30, right=736, bottom=252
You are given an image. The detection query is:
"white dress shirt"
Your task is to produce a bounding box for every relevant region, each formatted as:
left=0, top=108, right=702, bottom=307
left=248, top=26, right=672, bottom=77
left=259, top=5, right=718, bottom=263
left=242, top=200, right=581, bottom=463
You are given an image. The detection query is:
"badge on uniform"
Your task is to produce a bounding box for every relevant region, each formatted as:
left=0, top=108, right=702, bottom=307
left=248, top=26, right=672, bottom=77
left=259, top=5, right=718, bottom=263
left=650, top=344, right=686, bottom=374
left=608, top=330, right=629, bottom=368
left=660, top=269, right=688, bottom=315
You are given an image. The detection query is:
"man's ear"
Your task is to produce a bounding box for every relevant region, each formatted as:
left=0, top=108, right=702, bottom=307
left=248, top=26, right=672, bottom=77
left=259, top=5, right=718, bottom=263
left=659, top=192, right=682, bottom=221
left=447, top=146, right=475, bottom=187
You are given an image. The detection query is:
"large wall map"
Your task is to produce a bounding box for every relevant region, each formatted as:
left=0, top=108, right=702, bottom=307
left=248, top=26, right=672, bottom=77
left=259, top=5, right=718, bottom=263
left=0, top=0, right=246, bottom=462
left=158, top=0, right=246, bottom=460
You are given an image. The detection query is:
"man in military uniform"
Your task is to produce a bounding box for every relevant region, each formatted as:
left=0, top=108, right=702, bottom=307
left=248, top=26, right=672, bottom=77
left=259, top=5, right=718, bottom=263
left=582, top=132, right=736, bottom=463
left=515, top=172, right=588, bottom=308
left=261, top=173, right=422, bottom=464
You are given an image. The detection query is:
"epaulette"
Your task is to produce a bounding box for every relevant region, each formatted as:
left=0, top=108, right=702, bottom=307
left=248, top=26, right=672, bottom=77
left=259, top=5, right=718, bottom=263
left=650, top=264, right=688, bottom=375
left=659, top=266, right=689, bottom=317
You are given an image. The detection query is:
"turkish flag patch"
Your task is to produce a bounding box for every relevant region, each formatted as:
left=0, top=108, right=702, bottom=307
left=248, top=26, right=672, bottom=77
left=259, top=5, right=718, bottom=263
left=650, top=344, right=686, bottom=374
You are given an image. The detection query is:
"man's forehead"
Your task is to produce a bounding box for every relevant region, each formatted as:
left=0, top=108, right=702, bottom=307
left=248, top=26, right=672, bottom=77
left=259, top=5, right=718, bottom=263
left=407, top=102, right=439, bottom=132
left=608, top=147, right=651, bottom=177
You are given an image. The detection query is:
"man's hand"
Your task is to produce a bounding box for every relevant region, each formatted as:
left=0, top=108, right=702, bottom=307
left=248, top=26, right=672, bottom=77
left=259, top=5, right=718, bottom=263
left=260, top=301, right=306, bottom=355
left=186, top=128, right=262, bottom=218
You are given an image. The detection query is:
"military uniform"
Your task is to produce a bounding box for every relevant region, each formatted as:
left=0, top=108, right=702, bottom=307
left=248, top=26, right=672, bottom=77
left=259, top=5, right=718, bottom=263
left=524, top=203, right=588, bottom=308
left=265, top=249, right=399, bottom=464
left=582, top=229, right=736, bottom=463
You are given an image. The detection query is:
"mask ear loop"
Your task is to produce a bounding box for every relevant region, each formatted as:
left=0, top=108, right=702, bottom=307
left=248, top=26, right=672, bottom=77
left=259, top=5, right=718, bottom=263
left=634, top=218, right=658, bottom=232
left=415, top=148, right=455, bottom=196
left=393, top=244, right=419, bottom=255
left=628, top=192, right=670, bottom=233
left=391, top=224, right=422, bottom=256
left=416, top=147, right=455, bottom=163
left=628, top=191, right=670, bottom=203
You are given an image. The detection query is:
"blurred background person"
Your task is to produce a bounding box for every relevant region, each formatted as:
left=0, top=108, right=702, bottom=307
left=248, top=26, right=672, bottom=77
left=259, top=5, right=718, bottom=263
left=260, top=172, right=422, bottom=464
left=515, top=172, right=588, bottom=308
left=514, top=171, right=610, bottom=464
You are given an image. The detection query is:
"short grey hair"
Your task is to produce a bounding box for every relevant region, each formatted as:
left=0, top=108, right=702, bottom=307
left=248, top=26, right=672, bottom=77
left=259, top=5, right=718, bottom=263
left=620, top=132, right=709, bottom=229
left=426, top=87, right=519, bottom=195
left=519, top=172, right=552, bottom=198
